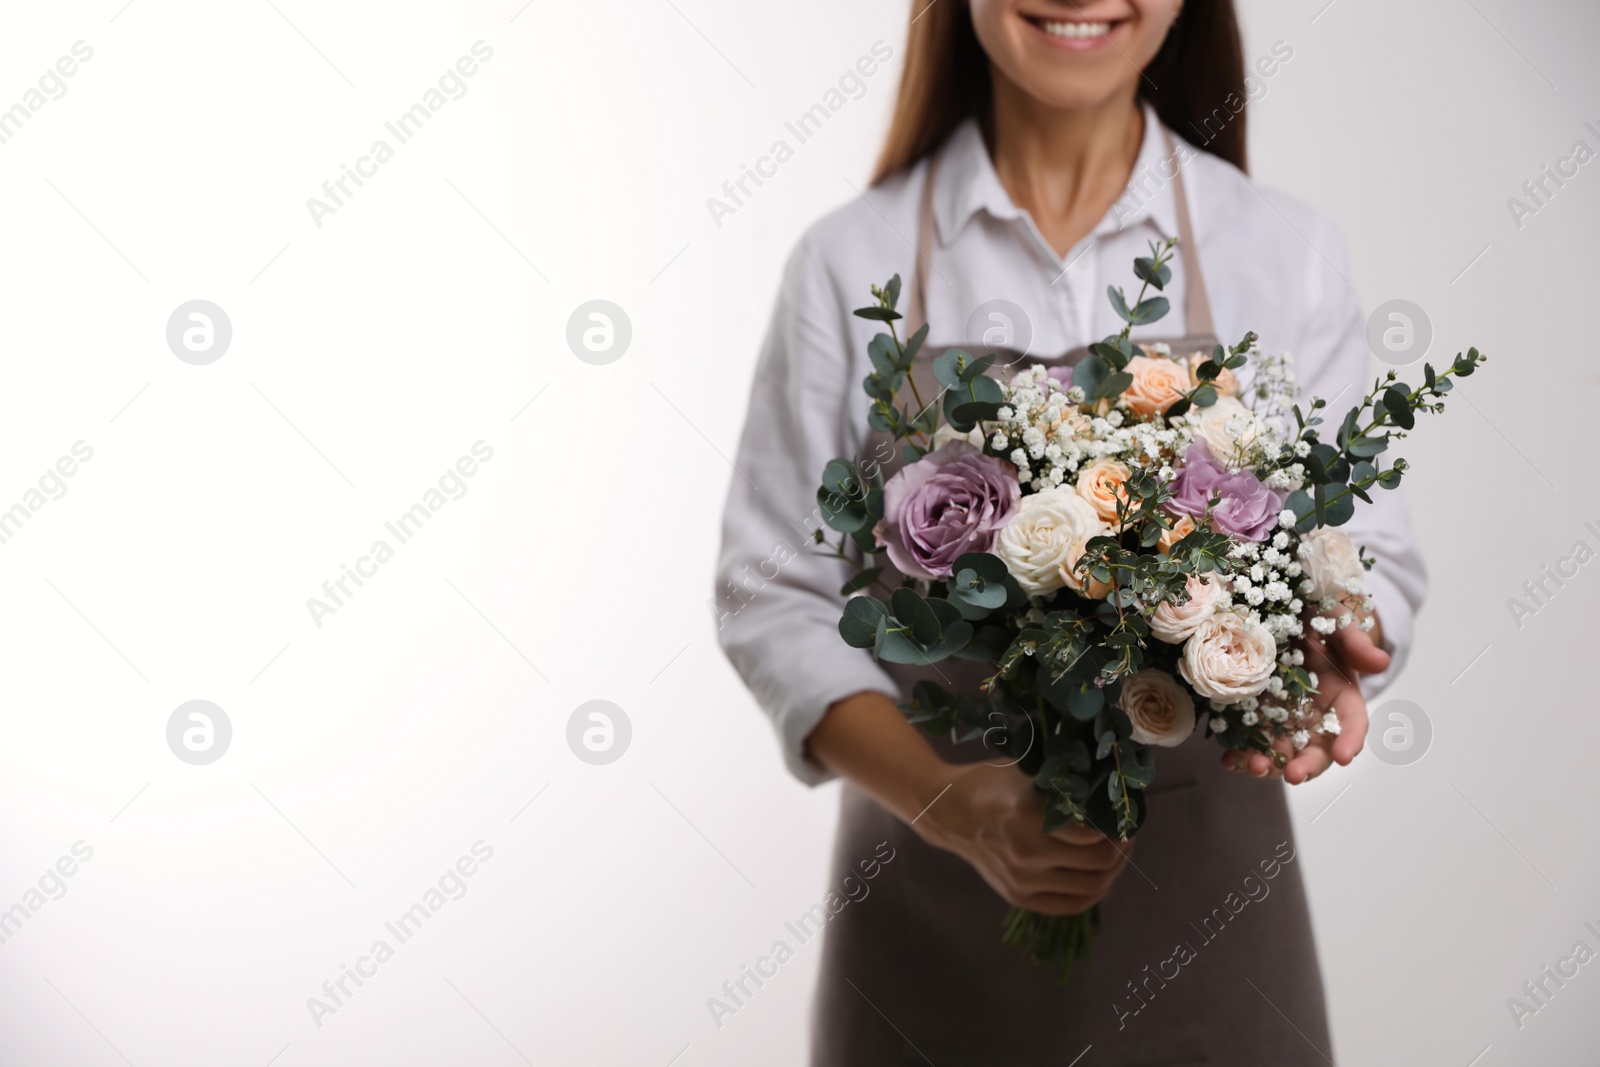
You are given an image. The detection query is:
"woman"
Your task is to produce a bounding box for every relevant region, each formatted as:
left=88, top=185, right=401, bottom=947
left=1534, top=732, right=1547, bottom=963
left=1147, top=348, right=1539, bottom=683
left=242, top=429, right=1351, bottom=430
left=716, top=1, right=1425, bottom=1062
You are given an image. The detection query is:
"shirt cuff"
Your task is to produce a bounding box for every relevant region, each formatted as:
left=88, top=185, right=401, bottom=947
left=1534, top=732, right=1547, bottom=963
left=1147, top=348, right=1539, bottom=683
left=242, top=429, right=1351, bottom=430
left=754, top=648, right=901, bottom=787
left=1357, top=567, right=1412, bottom=699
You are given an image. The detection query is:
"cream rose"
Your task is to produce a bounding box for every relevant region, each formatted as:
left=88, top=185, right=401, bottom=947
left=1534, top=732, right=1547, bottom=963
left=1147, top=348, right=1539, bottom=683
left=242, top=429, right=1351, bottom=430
left=931, top=423, right=985, bottom=451
left=1148, top=572, right=1228, bottom=644
left=1299, top=527, right=1364, bottom=603
left=1178, top=611, right=1277, bottom=704
left=994, top=487, right=1106, bottom=595
left=1123, top=355, right=1192, bottom=417
left=1188, top=395, right=1267, bottom=468
left=1075, top=458, right=1132, bottom=526
left=1119, top=669, right=1197, bottom=747
left=1187, top=351, right=1239, bottom=397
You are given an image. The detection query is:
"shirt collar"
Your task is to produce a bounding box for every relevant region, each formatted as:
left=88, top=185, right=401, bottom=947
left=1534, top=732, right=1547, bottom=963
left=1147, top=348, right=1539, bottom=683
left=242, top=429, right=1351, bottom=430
left=932, top=102, right=1180, bottom=248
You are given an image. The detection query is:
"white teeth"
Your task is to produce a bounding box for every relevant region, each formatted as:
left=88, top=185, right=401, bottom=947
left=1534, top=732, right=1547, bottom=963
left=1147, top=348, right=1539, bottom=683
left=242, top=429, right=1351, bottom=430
left=1039, top=19, right=1111, bottom=38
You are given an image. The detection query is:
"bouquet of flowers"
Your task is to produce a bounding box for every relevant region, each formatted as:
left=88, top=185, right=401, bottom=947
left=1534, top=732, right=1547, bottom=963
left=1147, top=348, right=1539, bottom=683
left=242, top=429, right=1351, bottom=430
left=814, top=238, right=1484, bottom=978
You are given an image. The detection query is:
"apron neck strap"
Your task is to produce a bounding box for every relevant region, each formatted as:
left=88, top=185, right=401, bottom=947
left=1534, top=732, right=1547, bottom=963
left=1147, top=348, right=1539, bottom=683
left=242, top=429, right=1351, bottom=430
left=905, top=122, right=1215, bottom=340
left=1162, top=128, right=1215, bottom=339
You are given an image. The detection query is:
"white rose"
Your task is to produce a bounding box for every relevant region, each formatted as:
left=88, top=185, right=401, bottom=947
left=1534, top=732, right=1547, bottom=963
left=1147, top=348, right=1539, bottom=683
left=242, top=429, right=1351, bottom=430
left=1188, top=395, right=1266, bottom=469
left=1178, top=611, right=1277, bottom=704
left=994, top=487, right=1106, bottom=595
left=1119, top=669, right=1197, bottom=747
left=1298, top=527, right=1364, bottom=602
left=1148, top=572, right=1228, bottom=644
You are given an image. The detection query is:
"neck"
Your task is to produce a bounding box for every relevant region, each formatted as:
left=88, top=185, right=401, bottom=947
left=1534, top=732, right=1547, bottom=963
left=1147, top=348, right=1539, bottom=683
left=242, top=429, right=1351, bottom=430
left=984, top=76, right=1145, bottom=256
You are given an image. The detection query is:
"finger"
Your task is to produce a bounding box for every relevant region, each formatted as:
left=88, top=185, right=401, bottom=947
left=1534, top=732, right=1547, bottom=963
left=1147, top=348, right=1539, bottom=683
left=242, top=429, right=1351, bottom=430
left=1247, top=750, right=1279, bottom=778
left=1048, top=822, right=1110, bottom=847
left=1010, top=891, right=1102, bottom=916
left=1327, top=623, right=1391, bottom=675
left=1029, top=833, right=1129, bottom=873
left=1328, top=681, right=1369, bottom=766
left=1284, top=741, right=1333, bottom=785
left=1008, top=865, right=1122, bottom=898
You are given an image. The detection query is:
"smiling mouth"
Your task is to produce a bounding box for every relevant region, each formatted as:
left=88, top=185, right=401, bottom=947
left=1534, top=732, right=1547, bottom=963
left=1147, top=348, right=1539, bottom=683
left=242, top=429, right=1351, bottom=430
left=1023, top=15, right=1125, bottom=42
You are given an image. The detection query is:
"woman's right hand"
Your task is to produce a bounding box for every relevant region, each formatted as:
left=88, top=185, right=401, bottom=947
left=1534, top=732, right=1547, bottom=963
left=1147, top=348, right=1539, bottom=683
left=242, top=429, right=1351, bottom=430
left=915, top=762, right=1134, bottom=916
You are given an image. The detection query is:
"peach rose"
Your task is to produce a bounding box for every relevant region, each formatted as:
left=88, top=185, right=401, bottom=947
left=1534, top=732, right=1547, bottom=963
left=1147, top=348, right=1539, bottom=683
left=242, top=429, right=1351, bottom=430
left=1123, top=355, right=1192, bottom=417
left=1075, top=458, right=1132, bottom=526
left=1148, top=572, right=1228, bottom=644
left=1119, top=669, right=1197, bottom=747
left=1062, top=543, right=1113, bottom=601
left=1157, top=515, right=1196, bottom=555
left=1178, top=611, right=1278, bottom=704
left=1187, top=351, right=1239, bottom=397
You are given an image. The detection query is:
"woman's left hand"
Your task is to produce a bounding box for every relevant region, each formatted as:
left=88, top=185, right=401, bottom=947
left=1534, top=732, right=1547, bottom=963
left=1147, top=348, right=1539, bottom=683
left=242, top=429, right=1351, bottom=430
left=1223, top=613, right=1390, bottom=785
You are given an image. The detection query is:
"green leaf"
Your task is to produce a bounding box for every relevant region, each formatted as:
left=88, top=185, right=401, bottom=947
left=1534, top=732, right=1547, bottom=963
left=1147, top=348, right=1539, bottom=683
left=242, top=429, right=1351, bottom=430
left=853, top=306, right=902, bottom=322
left=1089, top=340, right=1131, bottom=367
left=1133, top=256, right=1172, bottom=291
left=1382, top=385, right=1415, bottom=430
left=1096, top=371, right=1134, bottom=400
left=899, top=323, right=928, bottom=369
left=1130, top=296, right=1170, bottom=325
left=1067, top=685, right=1105, bottom=721
left=932, top=349, right=970, bottom=389
left=1107, top=288, right=1170, bottom=325
left=867, top=333, right=898, bottom=376
left=1096, top=731, right=1115, bottom=760
left=1073, top=354, right=1108, bottom=396
left=891, top=587, right=941, bottom=646
left=960, top=353, right=997, bottom=381
left=838, top=597, right=888, bottom=648
left=1189, top=383, right=1218, bottom=408
left=885, top=274, right=901, bottom=311
left=951, top=566, right=1007, bottom=610
left=1347, top=434, right=1389, bottom=458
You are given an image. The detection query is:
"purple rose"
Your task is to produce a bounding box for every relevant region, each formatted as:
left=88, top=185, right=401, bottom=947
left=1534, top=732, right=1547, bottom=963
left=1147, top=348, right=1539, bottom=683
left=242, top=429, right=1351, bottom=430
left=874, top=443, right=1020, bottom=580
left=1167, top=441, right=1286, bottom=542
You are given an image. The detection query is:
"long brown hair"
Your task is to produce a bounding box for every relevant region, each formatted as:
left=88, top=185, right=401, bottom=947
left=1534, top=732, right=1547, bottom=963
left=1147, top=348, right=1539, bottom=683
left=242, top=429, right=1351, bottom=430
left=871, top=1, right=1249, bottom=184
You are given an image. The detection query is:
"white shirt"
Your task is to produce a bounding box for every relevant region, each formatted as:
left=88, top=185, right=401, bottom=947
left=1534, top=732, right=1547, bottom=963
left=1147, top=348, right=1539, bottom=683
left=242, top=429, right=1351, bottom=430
left=715, top=107, right=1426, bottom=784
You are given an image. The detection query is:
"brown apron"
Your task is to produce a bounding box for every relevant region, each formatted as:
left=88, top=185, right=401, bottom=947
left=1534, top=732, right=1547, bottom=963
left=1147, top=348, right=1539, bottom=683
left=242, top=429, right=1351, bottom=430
left=812, top=134, right=1334, bottom=1066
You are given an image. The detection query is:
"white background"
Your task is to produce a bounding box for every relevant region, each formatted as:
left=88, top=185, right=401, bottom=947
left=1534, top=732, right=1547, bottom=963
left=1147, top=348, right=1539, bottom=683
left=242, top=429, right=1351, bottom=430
left=0, top=0, right=1595, bottom=1064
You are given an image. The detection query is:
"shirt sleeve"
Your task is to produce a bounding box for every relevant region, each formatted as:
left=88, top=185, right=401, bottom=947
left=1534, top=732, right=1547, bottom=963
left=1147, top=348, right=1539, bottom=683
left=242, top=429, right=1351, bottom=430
left=1287, top=214, right=1428, bottom=696
left=713, top=232, right=901, bottom=785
